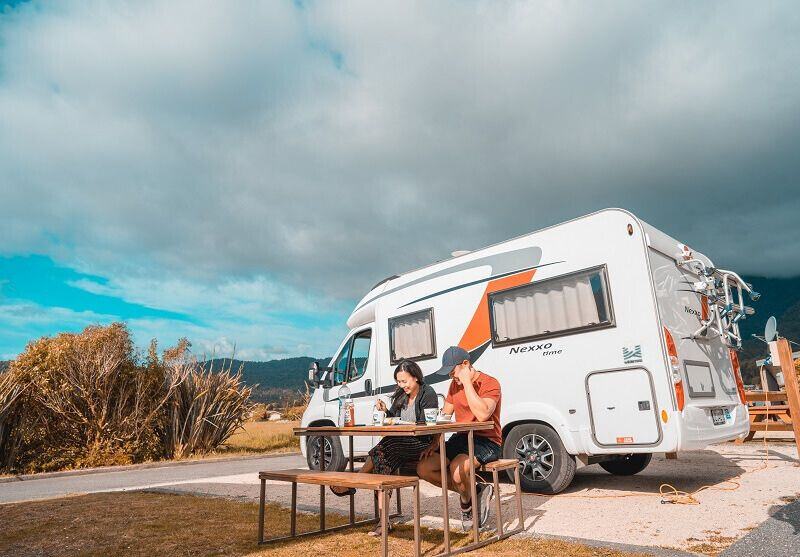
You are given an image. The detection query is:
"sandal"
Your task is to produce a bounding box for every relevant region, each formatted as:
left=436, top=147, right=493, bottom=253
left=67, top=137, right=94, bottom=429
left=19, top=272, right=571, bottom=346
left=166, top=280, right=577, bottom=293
left=330, top=485, right=357, bottom=497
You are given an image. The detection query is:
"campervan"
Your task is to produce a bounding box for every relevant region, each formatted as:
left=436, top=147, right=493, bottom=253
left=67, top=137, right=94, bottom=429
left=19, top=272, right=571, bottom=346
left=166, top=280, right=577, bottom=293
left=301, top=209, right=757, bottom=493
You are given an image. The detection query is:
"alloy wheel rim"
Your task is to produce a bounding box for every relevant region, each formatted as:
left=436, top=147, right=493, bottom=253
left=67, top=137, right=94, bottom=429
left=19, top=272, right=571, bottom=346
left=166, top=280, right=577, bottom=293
left=311, top=438, right=333, bottom=469
left=515, top=433, right=555, bottom=481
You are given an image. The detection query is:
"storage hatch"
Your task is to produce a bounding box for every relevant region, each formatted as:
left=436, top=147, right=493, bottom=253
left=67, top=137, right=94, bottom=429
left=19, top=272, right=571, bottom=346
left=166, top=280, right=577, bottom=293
left=587, top=368, right=660, bottom=446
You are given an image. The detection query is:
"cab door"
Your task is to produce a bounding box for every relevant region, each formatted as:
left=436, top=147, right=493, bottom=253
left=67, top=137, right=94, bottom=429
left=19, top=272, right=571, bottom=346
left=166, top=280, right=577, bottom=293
left=324, top=327, right=376, bottom=453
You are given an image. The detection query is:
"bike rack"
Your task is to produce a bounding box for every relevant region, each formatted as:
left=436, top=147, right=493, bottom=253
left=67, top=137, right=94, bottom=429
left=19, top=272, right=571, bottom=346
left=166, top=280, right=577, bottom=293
left=676, top=248, right=759, bottom=350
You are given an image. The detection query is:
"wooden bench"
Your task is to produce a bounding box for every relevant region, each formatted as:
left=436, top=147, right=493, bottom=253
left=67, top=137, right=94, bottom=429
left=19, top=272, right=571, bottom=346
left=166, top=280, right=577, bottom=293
left=479, top=459, right=524, bottom=537
left=257, top=469, right=420, bottom=557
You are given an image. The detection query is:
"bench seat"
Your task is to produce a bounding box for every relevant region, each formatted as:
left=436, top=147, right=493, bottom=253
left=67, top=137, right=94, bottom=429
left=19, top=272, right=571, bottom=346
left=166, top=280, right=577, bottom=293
left=259, top=469, right=418, bottom=490
left=258, top=468, right=421, bottom=556
left=479, top=459, right=518, bottom=472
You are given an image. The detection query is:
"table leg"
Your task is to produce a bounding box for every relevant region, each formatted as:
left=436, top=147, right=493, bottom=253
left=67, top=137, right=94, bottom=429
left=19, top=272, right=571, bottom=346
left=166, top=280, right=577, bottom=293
left=413, top=483, right=421, bottom=557
left=493, top=469, right=502, bottom=536
left=258, top=478, right=266, bottom=544
left=291, top=482, right=297, bottom=536
left=514, top=465, right=524, bottom=531
left=468, top=430, right=479, bottom=543
left=381, top=489, right=389, bottom=557
left=396, top=488, right=402, bottom=515
left=439, top=433, right=450, bottom=554
left=320, top=436, right=326, bottom=532
left=349, top=435, right=355, bottom=525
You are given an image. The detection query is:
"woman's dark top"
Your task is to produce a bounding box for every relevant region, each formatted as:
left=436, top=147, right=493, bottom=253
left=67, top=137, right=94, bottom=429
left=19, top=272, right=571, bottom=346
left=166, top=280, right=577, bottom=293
left=386, top=384, right=439, bottom=423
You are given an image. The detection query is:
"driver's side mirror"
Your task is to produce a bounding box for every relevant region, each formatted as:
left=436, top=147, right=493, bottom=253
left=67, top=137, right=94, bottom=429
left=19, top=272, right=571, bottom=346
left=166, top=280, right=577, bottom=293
left=308, top=361, right=323, bottom=388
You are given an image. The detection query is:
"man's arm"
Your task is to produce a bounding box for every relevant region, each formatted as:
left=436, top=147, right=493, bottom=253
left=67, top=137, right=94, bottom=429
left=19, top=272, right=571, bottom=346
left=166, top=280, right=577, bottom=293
left=441, top=400, right=455, bottom=415
left=457, top=374, right=497, bottom=422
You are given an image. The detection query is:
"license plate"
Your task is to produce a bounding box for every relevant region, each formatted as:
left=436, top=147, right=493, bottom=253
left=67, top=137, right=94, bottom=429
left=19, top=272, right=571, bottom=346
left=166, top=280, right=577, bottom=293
left=711, top=408, right=726, bottom=426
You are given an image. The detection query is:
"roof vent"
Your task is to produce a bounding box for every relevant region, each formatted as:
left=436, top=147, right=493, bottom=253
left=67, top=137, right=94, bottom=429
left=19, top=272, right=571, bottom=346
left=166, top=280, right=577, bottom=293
left=451, top=250, right=471, bottom=258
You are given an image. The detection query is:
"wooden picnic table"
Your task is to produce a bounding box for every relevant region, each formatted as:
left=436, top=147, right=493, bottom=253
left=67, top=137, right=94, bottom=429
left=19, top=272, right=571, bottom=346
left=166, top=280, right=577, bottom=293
left=283, top=421, right=522, bottom=557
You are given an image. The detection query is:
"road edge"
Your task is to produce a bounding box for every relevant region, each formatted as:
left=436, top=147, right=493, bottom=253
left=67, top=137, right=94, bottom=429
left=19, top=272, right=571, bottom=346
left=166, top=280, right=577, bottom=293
left=0, top=451, right=302, bottom=484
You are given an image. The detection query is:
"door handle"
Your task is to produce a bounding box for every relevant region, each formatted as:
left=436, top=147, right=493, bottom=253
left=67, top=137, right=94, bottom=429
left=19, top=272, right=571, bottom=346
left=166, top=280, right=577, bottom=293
left=364, top=379, right=372, bottom=395
left=606, top=406, right=615, bottom=410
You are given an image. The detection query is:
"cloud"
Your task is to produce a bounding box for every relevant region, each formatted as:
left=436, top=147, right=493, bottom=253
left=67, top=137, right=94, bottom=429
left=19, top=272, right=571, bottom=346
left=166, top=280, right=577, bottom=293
left=65, top=272, right=349, bottom=359
left=0, top=1, right=799, bottom=336
left=0, top=291, right=343, bottom=362
left=0, top=300, right=118, bottom=357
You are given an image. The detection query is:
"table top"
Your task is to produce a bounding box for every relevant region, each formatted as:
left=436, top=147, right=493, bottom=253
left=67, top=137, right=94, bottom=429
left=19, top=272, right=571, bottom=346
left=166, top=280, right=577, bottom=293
left=293, top=421, right=493, bottom=437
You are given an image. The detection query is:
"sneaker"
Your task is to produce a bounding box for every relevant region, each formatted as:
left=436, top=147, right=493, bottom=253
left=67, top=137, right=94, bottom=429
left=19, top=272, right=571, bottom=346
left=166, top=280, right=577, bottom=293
left=368, top=521, right=393, bottom=537
left=476, top=482, right=494, bottom=529
left=459, top=500, right=473, bottom=532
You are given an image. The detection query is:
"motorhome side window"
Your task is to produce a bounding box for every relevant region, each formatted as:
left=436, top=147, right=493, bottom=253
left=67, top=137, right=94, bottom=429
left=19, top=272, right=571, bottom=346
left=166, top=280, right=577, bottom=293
left=489, top=266, right=614, bottom=346
left=331, top=329, right=371, bottom=385
left=388, top=308, right=436, bottom=364
left=348, top=330, right=371, bottom=382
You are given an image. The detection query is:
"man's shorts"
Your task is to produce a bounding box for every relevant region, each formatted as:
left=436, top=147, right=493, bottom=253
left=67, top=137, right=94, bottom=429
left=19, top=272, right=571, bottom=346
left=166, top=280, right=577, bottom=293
left=444, top=433, right=501, bottom=465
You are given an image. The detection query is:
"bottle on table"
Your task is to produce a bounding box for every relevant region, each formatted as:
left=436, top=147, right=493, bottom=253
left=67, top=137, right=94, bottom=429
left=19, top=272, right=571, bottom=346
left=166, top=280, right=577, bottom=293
left=337, top=382, right=354, bottom=427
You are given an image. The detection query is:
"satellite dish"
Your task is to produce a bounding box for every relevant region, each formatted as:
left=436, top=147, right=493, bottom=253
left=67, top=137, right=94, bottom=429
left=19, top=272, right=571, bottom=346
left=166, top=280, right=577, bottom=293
left=764, top=316, right=778, bottom=342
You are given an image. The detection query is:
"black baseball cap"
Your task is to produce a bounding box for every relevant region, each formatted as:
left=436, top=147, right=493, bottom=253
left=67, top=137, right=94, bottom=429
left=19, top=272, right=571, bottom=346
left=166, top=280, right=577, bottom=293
left=434, top=346, right=471, bottom=376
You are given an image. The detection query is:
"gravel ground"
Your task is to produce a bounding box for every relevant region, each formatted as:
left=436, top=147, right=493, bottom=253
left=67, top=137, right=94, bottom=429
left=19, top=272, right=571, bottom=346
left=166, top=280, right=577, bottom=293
left=150, top=441, right=800, bottom=555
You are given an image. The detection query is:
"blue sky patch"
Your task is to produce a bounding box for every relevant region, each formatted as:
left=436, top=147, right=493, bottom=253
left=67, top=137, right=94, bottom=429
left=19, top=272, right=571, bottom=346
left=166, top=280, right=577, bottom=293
left=0, top=255, right=192, bottom=323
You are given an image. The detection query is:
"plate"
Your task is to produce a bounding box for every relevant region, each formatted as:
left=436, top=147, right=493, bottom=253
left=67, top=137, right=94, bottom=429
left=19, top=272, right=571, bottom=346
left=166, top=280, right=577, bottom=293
left=382, top=418, right=415, bottom=426
left=711, top=407, right=726, bottom=426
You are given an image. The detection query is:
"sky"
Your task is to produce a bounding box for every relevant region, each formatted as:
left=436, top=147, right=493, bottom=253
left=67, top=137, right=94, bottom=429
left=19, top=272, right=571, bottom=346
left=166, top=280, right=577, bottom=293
left=1, top=1, right=799, bottom=361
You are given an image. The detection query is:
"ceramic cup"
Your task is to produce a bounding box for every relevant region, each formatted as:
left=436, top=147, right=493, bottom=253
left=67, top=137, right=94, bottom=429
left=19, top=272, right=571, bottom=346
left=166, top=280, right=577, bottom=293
left=424, top=408, right=438, bottom=425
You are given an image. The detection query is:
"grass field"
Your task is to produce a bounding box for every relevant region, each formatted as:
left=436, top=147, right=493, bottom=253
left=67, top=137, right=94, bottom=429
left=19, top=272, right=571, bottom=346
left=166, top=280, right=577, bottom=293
left=0, top=492, right=648, bottom=557
left=214, top=420, right=300, bottom=456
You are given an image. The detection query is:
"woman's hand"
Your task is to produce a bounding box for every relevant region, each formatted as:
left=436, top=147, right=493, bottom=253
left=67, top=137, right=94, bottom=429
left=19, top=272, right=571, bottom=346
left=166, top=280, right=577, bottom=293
left=375, top=398, right=387, bottom=412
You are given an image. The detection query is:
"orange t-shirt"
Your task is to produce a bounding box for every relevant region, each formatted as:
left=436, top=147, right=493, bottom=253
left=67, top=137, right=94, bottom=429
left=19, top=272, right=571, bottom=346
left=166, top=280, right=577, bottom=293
left=445, top=372, right=502, bottom=446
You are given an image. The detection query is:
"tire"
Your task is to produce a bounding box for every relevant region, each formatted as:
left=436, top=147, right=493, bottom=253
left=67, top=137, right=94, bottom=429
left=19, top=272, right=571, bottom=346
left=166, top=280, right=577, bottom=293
left=503, top=423, right=576, bottom=494
left=306, top=434, right=347, bottom=472
left=598, top=453, right=652, bottom=476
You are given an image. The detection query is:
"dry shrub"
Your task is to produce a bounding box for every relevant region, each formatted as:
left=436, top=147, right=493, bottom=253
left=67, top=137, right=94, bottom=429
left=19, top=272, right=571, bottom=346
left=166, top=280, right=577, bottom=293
left=0, top=370, right=27, bottom=469
left=1, top=323, right=253, bottom=473
left=281, top=383, right=312, bottom=421
left=162, top=347, right=253, bottom=459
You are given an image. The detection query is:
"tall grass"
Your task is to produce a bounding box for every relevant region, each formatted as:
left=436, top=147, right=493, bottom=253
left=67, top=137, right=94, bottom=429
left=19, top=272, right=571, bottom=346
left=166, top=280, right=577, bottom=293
left=162, top=356, right=252, bottom=459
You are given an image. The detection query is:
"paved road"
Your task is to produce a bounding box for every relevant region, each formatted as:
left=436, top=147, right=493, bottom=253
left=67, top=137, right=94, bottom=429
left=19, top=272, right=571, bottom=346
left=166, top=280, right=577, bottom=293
left=721, top=498, right=800, bottom=557
left=0, top=453, right=304, bottom=504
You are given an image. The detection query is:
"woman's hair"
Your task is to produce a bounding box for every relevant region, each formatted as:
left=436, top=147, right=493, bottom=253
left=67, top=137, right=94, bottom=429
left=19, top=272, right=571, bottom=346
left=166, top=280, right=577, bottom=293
left=390, top=359, right=425, bottom=405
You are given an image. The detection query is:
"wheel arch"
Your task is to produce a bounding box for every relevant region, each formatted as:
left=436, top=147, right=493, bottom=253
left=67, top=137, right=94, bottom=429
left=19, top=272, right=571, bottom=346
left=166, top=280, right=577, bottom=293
left=300, top=419, right=337, bottom=458
left=502, top=405, right=580, bottom=454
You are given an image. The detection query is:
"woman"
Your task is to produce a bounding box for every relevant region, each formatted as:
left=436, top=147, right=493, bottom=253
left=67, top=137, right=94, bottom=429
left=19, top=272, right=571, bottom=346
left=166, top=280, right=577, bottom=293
left=331, top=359, right=438, bottom=535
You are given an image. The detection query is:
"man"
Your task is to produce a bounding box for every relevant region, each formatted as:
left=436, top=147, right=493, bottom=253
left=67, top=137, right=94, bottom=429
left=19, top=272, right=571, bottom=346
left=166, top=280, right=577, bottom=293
left=416, top=346, right=503, bottom=530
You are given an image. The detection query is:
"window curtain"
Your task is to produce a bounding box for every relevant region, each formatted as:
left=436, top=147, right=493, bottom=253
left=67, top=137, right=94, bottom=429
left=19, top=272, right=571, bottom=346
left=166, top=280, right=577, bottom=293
left=392, top=313, right=433, bottom=360
left=492, top=273, right=602, bottom=342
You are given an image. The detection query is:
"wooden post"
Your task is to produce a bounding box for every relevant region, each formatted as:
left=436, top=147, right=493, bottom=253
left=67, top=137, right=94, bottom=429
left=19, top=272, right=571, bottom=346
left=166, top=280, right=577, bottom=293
left=776, top=338, right=800, bottom=446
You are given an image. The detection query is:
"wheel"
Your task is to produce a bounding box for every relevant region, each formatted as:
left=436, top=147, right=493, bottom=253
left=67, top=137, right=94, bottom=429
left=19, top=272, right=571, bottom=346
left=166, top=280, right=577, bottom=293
left=306, top=435, right=347, bottom=471
left=503, top=423, right=576, bottom=494
left=598, top=453, right=652, bottom=476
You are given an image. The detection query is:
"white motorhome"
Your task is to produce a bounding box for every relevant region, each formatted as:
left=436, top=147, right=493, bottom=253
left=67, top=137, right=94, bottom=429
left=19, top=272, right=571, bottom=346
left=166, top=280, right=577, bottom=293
left=301, top=209, right=757, bottom=493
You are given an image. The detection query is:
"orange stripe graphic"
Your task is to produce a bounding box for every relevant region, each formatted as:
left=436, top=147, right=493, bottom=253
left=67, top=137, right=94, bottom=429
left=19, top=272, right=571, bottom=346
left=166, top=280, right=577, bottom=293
left=458, top=269, right=536, bottom=351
